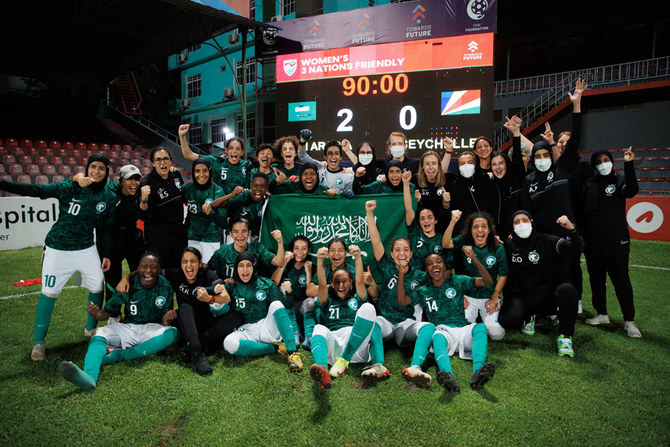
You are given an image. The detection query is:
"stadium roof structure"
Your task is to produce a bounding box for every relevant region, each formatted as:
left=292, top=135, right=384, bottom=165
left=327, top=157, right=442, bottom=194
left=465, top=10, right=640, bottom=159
left=4, top=0, right=276, bottom=83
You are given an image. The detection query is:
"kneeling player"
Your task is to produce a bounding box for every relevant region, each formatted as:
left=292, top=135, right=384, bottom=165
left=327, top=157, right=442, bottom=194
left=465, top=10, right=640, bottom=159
left=401, top=252, right=495, bottom=392
left=58, top=252, right=178, bottom=391
left=221, top=252, right=303, bottom=372
left=309, top=245, right=388, bottom=390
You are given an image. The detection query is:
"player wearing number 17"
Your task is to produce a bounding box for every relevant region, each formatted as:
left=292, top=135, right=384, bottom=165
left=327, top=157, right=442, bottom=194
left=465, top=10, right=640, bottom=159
left=0, top=154, right=118, bottom=361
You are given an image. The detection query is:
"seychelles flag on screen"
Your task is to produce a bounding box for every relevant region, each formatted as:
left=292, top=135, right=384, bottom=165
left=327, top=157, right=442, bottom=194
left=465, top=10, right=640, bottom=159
left=441, top=90, right=481, bottom=115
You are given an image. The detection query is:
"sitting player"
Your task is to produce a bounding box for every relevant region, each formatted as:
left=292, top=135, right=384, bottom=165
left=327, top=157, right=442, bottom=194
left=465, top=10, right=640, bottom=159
left=309, top=245, right=388, bottom=390
left=400, top=252, right=495, bottom=392
left=58, top=252, right=178, bottom=391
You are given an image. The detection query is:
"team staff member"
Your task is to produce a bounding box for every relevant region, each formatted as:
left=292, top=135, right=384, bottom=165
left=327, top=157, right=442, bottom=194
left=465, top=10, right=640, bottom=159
left=498, top=211, right=583, bottom=357
left=582, top=147, right=641, bottom=337
left=0, top=153, right=117, bottom=361
left=297, top=130, right=355, bottom=195
left=95, top=164, right=145, bottom=303
left=139, top=146, right=186, bottom=269
left=179, top=124, right=252, bottom=194
left=383, top=131, right=419, bottom=175
left=58, top=252, right=178, bottom=391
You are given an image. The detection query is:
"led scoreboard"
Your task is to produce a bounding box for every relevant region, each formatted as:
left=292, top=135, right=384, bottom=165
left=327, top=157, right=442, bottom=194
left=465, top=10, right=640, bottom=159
left=276, top=33, right=494, bottom=158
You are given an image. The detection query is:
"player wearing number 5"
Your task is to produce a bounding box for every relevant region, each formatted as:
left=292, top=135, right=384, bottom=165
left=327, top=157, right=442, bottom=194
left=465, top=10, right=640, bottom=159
left=58, top=252, right=178, bottom=390
left=0, top=154, right=117, bottom=361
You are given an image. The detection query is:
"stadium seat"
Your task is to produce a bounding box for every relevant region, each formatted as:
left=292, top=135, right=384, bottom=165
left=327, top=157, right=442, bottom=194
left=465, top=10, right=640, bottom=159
left=52, top=175, right=65, bottom=182
left=131, top=151, right=143, bottom=159
left=35, top=140, right=47, bottom=149
left=55, top=148, right=68, bottom=157
left=83, top=149, right=94, bottom=158
left=108, top=151, right=119, bottom=160
left=112, top=144, right=122, bottom=151
left=142, top=158, right=152, bottom=167
left=11, top=147, right=25, bottom=156
left=50, top=140, right=61, bottom=150
left=0, top=164, right=5, bottom=174
left=6, top=138, right=18, bottom=147
left=650, top=177, right=665, bottom=182
left=63, top=142, right=74, bottom=150
left=43, top=165, right=57, bottom=176
left=71, top=149, right=82, bottom=158
left=88, top=143, right=98, bottom=151
left=121, top=150, right=131, bottom=159
left=8, top=163, right=23, bottom=174
left=0, top=174, right=12, bottom=181
left=131, top=158, right=141, bottom=167
left=21, top=139, right=33, bottom=148
left=19, top=155, right=33, bottom=165
left=141, top=166, right=151, bottom=175
left=43, top=148, right=54, bottom=157
left=74, top=165, right=86, bottom=174
left=0, top=147, right=7, bottom=155
left=58, top=165, right=72, bottom=176
left=16, top=174, right=31, bottom=183
left=52, top=156, right=63, bottom=165
left=123, top=144, right=132, bottom=151
left=101, top=143, right=110, bottom=151
left=35, top=175, right=49, bottom=184
left=2, top=154, right=16, bottom=164
left=66, top=156, right=79, bottom=165
left=27, top=147, right=40, bottom=156
left=26, top=164, right=40, bottom=175
left=76, top=142, right=86, bottom=150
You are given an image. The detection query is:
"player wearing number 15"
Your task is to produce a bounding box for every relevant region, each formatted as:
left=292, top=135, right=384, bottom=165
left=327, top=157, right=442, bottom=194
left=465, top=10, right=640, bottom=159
left=0, top=154, right=118, bottom=361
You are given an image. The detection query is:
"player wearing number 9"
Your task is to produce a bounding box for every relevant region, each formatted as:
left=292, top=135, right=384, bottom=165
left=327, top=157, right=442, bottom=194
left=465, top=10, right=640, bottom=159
left=0, top=153, right=118, bottom=362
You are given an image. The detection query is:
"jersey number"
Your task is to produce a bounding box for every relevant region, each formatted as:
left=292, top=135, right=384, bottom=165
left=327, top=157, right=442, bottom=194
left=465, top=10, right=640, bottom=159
left=427, top=300, right=438, bottom=312
left=67, top=202, right=81, bottom=216
left=329, top=307, right=340, bottom=320
left=235, top=297, right=246, bottom=309
left=129, top=304, right=138, bottom=315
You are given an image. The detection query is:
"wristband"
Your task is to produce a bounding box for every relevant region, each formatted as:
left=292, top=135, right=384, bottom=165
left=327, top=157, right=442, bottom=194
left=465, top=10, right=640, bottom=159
left=209, top=296, right=216, bottom=305
left=550, top=142, right=557, bottom=147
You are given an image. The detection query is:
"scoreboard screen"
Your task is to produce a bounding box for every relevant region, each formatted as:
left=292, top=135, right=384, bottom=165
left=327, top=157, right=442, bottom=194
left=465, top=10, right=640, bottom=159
left=276, top=33, right=494, bottom=158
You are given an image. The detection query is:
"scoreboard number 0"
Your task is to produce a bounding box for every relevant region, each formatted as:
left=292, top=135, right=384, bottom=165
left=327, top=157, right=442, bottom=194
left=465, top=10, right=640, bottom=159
left=336, top=105, right=417, bottom=132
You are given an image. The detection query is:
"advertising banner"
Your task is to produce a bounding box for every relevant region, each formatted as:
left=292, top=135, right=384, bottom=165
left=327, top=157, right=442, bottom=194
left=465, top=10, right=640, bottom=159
left=0, top=197, right=59, bottom=251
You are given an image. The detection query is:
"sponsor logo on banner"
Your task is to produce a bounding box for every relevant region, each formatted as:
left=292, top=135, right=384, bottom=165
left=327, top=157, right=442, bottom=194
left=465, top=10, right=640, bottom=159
left=0, top=197, right=59, bottom=251
left=412, top=5, right=426, bottom=23
left=352, top=13, right=375, bottom=44
left=309, top=20, right=320, bottom=36
left=627, top=202, right=664, bottom=234
left=407, top=5, right=431, bottom=38
left=283, top=59, right=297, bottom=77
left=467, top=0, right=489, bottom=21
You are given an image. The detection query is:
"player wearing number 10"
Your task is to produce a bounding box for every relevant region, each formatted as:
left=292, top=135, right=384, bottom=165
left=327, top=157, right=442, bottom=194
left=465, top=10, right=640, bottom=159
left=0, top=154, right=118, bottom=361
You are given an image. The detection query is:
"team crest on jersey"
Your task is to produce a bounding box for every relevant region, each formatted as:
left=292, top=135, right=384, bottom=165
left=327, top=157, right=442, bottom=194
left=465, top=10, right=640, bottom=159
left=434, top=245, right=442, bottom=254
left=605, top=184, right=616, bottom=195
left=298, top=275, right=307, bottom=286
left=528, top=251, right=540, bottom=263
left=174, top=179, right=182, bottom=190
left=256, top=290, right=267, bottom=301
left=155, top=296, right=167, bottom=308
left=348, top=298, right=358, bottom=311
left=335, top=177, right=343, bottom=186
left=410, top=280, right=419, bottom=291
left=95, top=202, right=106, bottom=213
left=445, top=288, right=457, bottom=299
left=486, top=256, right=496, bottom=266
left=547, top=171, right=554, bottom=182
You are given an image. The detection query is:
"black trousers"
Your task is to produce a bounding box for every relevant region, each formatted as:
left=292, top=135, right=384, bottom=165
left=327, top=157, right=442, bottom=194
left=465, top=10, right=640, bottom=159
left=176, top=302, right=243, bottom=356
left=145, top=226, right=187, bottom=270
left=499, top=283, right=578, bottom=337
left=584, top=237, right=635, bottom=321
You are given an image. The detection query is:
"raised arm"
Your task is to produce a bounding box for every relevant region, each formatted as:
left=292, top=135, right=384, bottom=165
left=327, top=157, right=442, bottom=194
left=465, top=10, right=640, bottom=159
left=622, top=146, right=639, bottom=198
left=462, top=245, right=493, bottom=287
left=365, top=200, right=385, bottom=261
left=396, top=264, right=412, bottom=307
left=178, top=124, right=200, bottom=162
left=349, top=245, right=366, bottom=300
left=316, top=247, right=329, bottom=305
left=402, top=170, right=415, bottom=225
left=270, top=230, right=286, bottom=267
left=441, top=137, right=454, bottom=173
left=441, top=209, right=462, bottom=249
left=341, top=139, right=358, bottom=164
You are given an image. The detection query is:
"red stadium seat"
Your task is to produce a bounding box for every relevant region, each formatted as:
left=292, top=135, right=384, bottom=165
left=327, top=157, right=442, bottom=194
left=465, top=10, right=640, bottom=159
left=8, top=163, right=23, bottom=174
left=19, top=155, right=33, bottom=165
left=58, top=165, right=72, bottom=176
left=101, top=143, right=110, bottom=151
left=52, top=156, right=63, bottom=165
left=21, top=139, right=33, bottom=148
left=63, top=142, right=74, bottom=150
left=35, top=140, right=47, bottom=149
left=27, top=147, right=40, bottom=156
left=141, top=166, right=151, bottom=175
left=11, top=147, right=25, bottom=156
left=0, top=147, right=7, bottom=155
left=52, top=175, right=65, bottom=182
left=88, top=143, right=99, bottom=151
left=0, top=174, right=13, bottom=181
left=43, top=148, right=54, bottom=157
left=71, top=149, right=82, bottom=158
left=74, top=165, right=86, bottom=174
left=112, top=144, right=122, bottom=151
left=76, top=142, right=86, bottom=150
left=0, top=164, right=5, bottom=174
left=66, top=156, right=79, bottom=166
left=83, top=149, right=94, bottom=158
left=108, top=151, right=119, bottom=160
left=6, top=138, right=18, bottom=147
left=123, top=144, right=132, bottom=151
left=2, top=154, right=16, bottom=164
left=35, top=175, right=49, bottom=185
left=43, top=165, right=57, bottom=176
left=132, top=151, right=142, bottom=159
left=50, top=140, right=61, bottom=150
left=650, top=177, right=665, bottom=182
left=131, top=158, right=141, bottom=167
left=26, top=164, right=40, bottom=175
left=55, top=148, right=68, bottom=157
left=16, top=174, right=31, bottom=183
left=121, top=151, right=131, bottom=159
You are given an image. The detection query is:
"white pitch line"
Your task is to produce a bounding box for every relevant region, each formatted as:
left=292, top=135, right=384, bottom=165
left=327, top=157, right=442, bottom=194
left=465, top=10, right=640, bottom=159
left=630, top=264, right=670, bottom=271
left=0, top=285, right=79, bottom=301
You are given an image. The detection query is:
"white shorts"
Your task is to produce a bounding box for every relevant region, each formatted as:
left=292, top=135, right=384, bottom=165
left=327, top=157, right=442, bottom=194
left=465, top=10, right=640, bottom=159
left=94, top=321, right=174, bottom=350
left=312, top=324, right=371, bottom=365
left=232, top=315, right=282, bottom=345
left=188, top=240, right=220, bottom=264
left=41, top=245, right=104, bottom=295
left=434, top=323, right=477, bottom=360
left=464, top=295, right=505, bottom=341
left=376, top=315, right=425, bottom=347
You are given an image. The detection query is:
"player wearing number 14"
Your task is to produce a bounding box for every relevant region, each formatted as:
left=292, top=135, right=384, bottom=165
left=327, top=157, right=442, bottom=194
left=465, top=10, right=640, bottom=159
left=0, top=154, right=119, bottom=361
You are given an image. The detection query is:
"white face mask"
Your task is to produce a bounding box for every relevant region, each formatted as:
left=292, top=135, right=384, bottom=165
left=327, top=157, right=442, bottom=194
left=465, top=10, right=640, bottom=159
left=534, top=158, right=551, bottom=172
left=514, top=222, right=533, bottom=239
left=358, top=153, right=373, bottom=166
left=390, top=145, right=405, bottom=158
left=596, top=161, right=613, bottom=176
left=459, top=163, right=475, bottom=178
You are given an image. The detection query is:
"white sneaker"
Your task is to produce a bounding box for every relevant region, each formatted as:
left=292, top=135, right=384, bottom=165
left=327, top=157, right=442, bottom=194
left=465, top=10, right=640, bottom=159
left=585, top=314, right=610, bottom=325
left=624, top=321, right=642, bottom=338
left=84, top=328, right=92, bottom=337
left=402, top=365, right=431, bottom=388
left=361, top=363, right=391, bottom=382
left=31, top=342, right=46, bottom=361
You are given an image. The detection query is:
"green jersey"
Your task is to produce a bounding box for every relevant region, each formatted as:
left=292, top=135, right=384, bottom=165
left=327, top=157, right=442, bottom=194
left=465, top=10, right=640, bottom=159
left=225, top=276, right=284, bottom=325
left=376, top=253, right=430, bottom=324
left=357, top=181, right=415, bottom=195
left=411, top=274, right=476, bottom=328
left=275, top=163, right=302, bottom=179
left=182, top=181, right=227, bottom=242
left=282, top=262, right=310, bottom=307
left=205, top=155, right=252, bottom=195
left=251, top=167, right=276, bottom=184
left=104, top=275, right=174, bottom=325
left=208, top=242, right=276, bottom=279
left=407, top=217, right=452, bottom=271
left=310, top=258, right=355, bottom=286
left=226, top=190, right=267, bottom=235
left=452, top=236, right=507, bottom=300
left=0, top=178, right=117, bottom=251
left=271, top=180, right=330, bottom=195
left=315, top=292, right=366, bottom=331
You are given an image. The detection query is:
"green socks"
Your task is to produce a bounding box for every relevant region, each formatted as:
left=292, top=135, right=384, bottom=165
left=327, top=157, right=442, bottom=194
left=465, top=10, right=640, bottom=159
left=233, top=340, right=276, bottom=356
left=341, top=313, right=374, bottom=361
left=59, top=335, right=107, bottom=390
left=34, top=294, right=57, bottom=345
left=471, top=323, right=488, bottom=373
left=433, top=331, right=452, bottom=374
left=86, top=292, right=104, bottom=332
left=102, top=328, right=178, bottom=365
left=310, top=334, right=329, bottom=367
left=411, top=323, right=436, bottom=367
left=368, top=323, right=385, bottom=365
left=272, top=306, right=297, bottom=352
left=303, top=309, right=316, bottom=339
